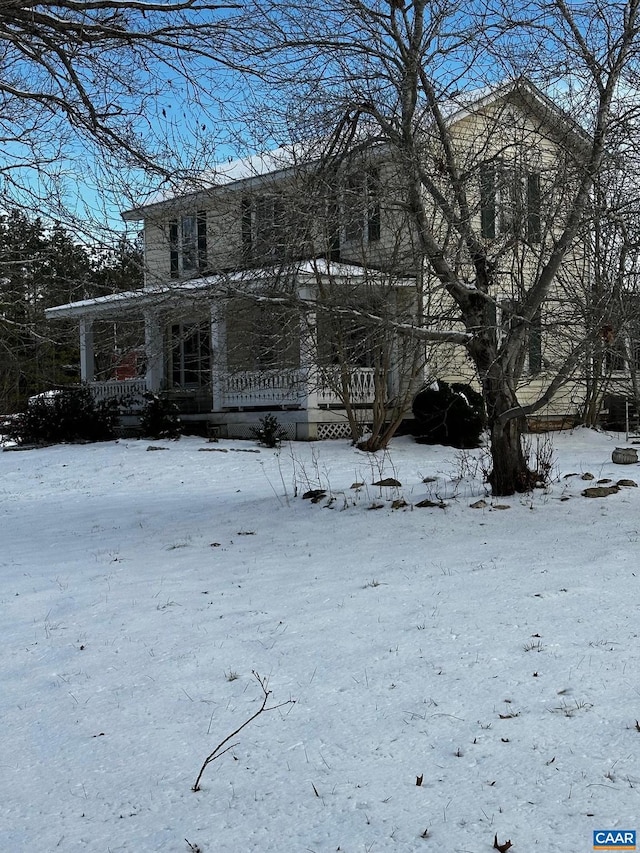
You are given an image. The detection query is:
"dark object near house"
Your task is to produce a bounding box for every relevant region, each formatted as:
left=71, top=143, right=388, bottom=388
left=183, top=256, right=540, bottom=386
left=603, top=394, right=637, bottom=433
left=412, top=381, right=485, bottom=448
left=139, top=393, right=181, bottom=439
left=5, top=386, right=118, bottom=445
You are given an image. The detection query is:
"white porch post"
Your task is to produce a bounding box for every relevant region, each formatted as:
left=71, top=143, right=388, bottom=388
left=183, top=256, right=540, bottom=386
left=210, top=304, right=227, bottom=411
left=298, top=286, right=318, bottom=412
left=79, top=317, right=95, bottom=382
left=144, top=309, right=164, bottom=392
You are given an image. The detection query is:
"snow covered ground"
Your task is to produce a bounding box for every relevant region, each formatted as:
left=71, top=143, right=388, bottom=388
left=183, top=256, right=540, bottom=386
left=1, top=429, right=639, bottom=853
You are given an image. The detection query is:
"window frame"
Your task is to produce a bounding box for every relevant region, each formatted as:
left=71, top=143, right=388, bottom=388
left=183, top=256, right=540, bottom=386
left=342, top=166, right=381, bottom=247
left=479, top=161, right=541, bottom=243
left=169, top=211, right=207, bottom=279
left=167, top=320, right=211, bottom=388
left=241, top=193, right=293, bottom=262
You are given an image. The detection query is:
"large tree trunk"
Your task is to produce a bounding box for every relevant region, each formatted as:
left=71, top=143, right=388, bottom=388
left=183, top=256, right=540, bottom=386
left=471, top=334, right=535, bottom=496
left=487, top=412, right=532, bottom=496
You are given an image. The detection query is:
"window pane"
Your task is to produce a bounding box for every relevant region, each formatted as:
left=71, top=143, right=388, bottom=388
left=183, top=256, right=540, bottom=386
left=480, top=163, right=496, bottom=239
left=197, top=211, right=207, bottom=271
left=367, top=167, right=381, bottom=243
left=344, top=172, right=365, bottom=242
left=527, top=173, right=541, bottom=243
left=529, top=313, right=542, bottom=374
left=181, top=215, right=197, bottom=271
left=169, top=221, right=179, bottom=278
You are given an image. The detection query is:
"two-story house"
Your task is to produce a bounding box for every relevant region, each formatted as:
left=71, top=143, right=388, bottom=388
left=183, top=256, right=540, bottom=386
left=46, top=78, right=592, bottom=440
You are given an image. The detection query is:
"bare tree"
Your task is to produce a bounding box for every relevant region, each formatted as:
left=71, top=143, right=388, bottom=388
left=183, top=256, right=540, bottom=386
left=0, top=0, right=243, bottom=225
left=578, top=149, right=640, bottom=428
left=0, top=0, right=248, bottom=406
left=228, top=0, right=640, bottom=494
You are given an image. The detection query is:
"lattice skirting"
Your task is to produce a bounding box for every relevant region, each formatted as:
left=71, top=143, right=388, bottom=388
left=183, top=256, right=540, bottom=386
left=317, top=422, right=368, bottom=440
left=222, top=420, right=370, bottom=441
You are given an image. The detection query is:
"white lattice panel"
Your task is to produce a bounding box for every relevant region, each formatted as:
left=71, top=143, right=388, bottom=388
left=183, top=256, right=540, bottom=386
left=317, top=422, right=354, bottom=440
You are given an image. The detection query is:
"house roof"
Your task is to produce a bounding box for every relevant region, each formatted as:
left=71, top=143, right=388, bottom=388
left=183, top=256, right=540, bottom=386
left=45, top=260, right=404, bottom=319
left=122, top=78, right=591, bottom=222
left=121, top=142, right=323, bottom=220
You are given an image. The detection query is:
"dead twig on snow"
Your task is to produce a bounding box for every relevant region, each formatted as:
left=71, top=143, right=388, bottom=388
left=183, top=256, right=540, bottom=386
left=192, top=671, right=295, bottom=792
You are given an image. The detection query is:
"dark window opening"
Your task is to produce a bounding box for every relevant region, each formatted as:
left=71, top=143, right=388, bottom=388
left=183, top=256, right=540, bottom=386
left=241, top=194, right=299, bottom=262
left=169, top=213, right=207, bottom=277
left=169, top=322, right=211, bottom=387
left=343, top=167, right=381, bottom=245
left=480, top=163, right=541, bottom=243
left=169, top=221, right=179, bottom=278
left=527, top=173, right=541, bottom=243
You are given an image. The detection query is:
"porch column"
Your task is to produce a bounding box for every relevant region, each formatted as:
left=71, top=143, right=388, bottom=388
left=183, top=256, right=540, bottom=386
left=79, top=317, right=95, bottom=382
left=144, top=309, right=164, bottom=392
left=298, top=286, right=318, bottom=411
left=210, top=304, right=227, bottom=411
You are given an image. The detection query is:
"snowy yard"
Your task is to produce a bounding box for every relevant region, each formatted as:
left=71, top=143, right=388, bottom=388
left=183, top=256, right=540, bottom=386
left=1, top=429, right=639, bottom=852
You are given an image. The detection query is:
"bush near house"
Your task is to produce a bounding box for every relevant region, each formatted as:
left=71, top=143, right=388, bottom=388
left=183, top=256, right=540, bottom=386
left=251, top=414, right=288, bottom=448
left=4, top=386, right=118, bottom=445
left=412, top=381, right=486, bottom=449
left=139, top=393, right=181, bottom=439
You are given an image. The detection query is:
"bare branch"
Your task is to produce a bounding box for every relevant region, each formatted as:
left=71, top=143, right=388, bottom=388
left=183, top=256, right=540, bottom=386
left=192, top=672, right=295, bottom=792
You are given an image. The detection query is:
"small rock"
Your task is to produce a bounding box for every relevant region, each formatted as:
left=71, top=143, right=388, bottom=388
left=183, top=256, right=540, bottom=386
left=616, top=479, right=638, bottom=487
left=350, top=482, right=365, bottom=489
left=597, top=478, right=612, bottom=484
left=302, top=489, right=326, bottom=502
left=416, top=498, right=447, bottom=509
left=582, top=485, right=620, bottom=498
left=491, top=504, right=511, bottom=510
left=581, top=472, right=594, bottom=480
left=470, top=499, right=488, bottom=509
left=391, top=498, right=408, bottom=510
left=146, top=445, right=168, bottom=451
left=372, top=477, right=402, bottom=487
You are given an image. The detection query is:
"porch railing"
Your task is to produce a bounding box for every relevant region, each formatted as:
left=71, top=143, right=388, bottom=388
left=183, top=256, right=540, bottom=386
left=86, top=369, right=378, bottom=412
left=89, top=379, right=148, bottom=407
left=317, top=367, right=377, bottom=406
left=221, top=369, right=305, bottom=408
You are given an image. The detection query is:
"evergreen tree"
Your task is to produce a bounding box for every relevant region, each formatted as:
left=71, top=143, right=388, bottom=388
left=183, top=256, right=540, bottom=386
left=0, top=211, right=143, bottom=412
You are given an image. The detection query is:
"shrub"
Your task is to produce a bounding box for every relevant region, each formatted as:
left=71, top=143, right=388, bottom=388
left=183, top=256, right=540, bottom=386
left=6, top=386, right=118, bottom=445
left=250, top=414, right=287, bottom=448
left=412, top=381, right=485, bottom=448
left=139, top=393, right=181, bottom=439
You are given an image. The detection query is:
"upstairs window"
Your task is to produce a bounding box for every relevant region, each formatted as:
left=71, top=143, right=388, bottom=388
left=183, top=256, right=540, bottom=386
left=480, top=163, right=541, bottom=243
left=343, top=167, right=381, bottom=245
left=169, top=212, right=207, bottom=278
left=241, top=194, right=300, bottom=262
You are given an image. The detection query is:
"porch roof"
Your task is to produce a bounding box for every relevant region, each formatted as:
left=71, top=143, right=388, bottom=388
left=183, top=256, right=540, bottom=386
left=45, top=260, right=401, bottom=320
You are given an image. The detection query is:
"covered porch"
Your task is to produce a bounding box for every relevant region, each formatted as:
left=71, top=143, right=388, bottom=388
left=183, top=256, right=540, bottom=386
left=45, top=263, right=394, bottom=439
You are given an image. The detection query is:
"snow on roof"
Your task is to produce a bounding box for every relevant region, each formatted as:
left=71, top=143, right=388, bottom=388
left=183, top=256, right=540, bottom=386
left=45, top=259, right=393, bottom=318
left=122, top=78, right=589, bottom=220
left=121, top=142, right=322, bottom=219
